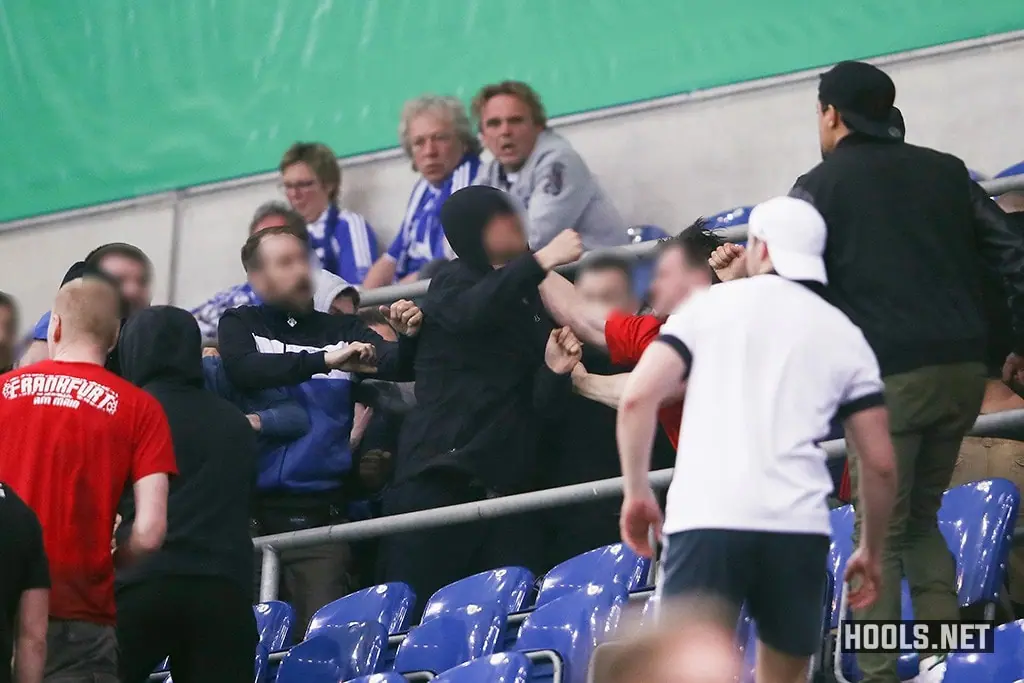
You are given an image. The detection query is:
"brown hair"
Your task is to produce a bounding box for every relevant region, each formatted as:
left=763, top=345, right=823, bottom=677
left=240, top=226, right=310, bottom=273
left=248, top=200, right=308, bottom=237
left=279, top=142, right=342, bottom=202
left=84, top=243, right=153, bottom=283
left=471, top=80, right=547, bottom=130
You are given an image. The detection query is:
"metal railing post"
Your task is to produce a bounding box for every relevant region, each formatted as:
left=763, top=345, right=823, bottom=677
left=260, top=547, right=281, bottom=602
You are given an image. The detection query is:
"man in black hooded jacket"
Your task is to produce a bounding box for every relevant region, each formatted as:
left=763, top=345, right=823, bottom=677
left=114, top=306, right=257, bottom=683
left=381, top=185, right=585, bottom=617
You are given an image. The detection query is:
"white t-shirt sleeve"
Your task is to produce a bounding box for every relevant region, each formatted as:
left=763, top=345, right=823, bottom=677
left=836, top=328, right=885, bottom=420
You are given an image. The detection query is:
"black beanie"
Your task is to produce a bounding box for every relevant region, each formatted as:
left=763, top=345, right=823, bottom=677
left=440, top=186, right=518, bottom=271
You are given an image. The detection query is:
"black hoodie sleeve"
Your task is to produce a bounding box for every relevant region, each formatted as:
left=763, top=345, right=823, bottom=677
left=333, top=314, right=418, bottom=382
left=218, top=309, right=328, bottom=390
left=970, top=182, right=1024, bottom=355
left=425, top=254, right=548, bottom=334
left=533, top=363, right=572, bottom=415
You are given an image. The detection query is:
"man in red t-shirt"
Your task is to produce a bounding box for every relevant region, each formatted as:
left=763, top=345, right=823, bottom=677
left=541, top=219, right=733, bottom=446
left=0, top=273, right=176, bottom=683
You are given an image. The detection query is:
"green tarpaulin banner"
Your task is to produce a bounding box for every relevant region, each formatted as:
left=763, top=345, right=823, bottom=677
left=1, top=1, right=1021, bottom=222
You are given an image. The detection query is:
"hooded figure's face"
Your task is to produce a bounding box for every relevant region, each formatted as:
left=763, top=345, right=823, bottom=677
left=118, top=306, right=204, bottom=388
left=441, top=186, right=529, bottom=271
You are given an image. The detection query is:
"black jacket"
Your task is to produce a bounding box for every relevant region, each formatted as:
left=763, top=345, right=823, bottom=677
left=395, top=254, right=571, bottom=495
left=115, top=306, right=256, bottom=596
left=792, top=136, right=1024, bottom=376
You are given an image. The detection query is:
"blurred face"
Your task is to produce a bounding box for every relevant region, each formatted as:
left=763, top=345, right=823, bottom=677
left=409, top=112, right=465, bottom=186
left=479, top=94, right=543, bottom=172
left=328, top=291, right=359, bottom=316
left=97, top=253, right=151, bottom=314
left=250, top=234, right=315, bottom=313
left=282, top=161, right=332, bottom=223
left=482, top=213, right=529, bottom=267
left=0, top=303, right=15, bottom=369
left=817, top=100, right=843, bottom=159
left=648, top=246, right=709, bottom=318
left=576, top=268, right=634, bottom=313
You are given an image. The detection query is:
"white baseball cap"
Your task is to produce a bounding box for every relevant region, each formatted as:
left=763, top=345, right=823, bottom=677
left=747, top=196, right=828, bottom=284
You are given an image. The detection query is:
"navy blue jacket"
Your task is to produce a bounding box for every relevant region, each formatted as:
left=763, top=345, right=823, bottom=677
left=217, top=304, right=416, bottom=496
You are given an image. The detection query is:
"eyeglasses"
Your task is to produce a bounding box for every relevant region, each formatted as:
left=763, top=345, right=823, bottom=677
left=280, top=179, right=318, bottom=193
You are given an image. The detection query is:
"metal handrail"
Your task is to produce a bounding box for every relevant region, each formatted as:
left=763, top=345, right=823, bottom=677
left=254, top=409, right=1024, bottom=601
left=358, top=175, right=1024, bottom=307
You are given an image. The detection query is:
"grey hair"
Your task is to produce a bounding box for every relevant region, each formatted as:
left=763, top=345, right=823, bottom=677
left=248, top=200, right=308, bottom=238
left=398, top=94, right=482, bottom=161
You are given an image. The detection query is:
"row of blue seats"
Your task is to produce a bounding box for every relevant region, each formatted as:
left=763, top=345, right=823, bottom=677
left=211, top=478, right=1017, bottom=683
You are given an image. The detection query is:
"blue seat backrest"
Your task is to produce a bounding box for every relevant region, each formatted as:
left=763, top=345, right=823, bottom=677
left=422, top=567, right=535, bottom=621
left=302, top=621, right=386, bottom=680
left=254, top=644, right=269, bottom=683
left=394, top=603, right=504, bottom=675
left=944, top=619, right=1024, bottom=682
left=345, top=674, right=407, bottom=683
left=514, top=586, right=622, bottom=683
left=626, top=225, right=670, bottom=244
left=827, top=504, right=855, bottom=627
left=275, top=635, right=343, bottom=683
left=433, top=652, right=532, bottom=683
left=254, top=600, right=295, bottom=651
left=306, top=583, right=416, bottom=638
left=996, top=161, right=1024, bottom=178
left=536, top=543, right=647, bottom=608
left=937, top=478, right=1021, bottom=606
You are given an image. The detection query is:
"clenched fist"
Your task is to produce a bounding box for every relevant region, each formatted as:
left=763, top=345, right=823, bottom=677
left=545, top=326, right=582, bottom=375
left=708, top=243, right=748, bottom=282
left=535, top=230, right=584, bottom=271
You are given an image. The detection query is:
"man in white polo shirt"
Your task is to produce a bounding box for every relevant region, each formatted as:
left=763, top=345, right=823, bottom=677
left=616, top=196, right=898, bottom=683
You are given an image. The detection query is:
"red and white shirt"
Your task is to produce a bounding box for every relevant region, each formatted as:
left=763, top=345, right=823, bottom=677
left=0, top=360, right=177, bottom=625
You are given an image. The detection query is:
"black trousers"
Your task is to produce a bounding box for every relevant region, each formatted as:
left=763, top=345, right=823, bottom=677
left=380, top=470, right=544, bottom=622
left=116, top=576, right=257, bottom=683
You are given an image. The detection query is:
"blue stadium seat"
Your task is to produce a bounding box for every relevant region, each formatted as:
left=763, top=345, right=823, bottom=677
left=944, top=619, right=1024, bottom=682
left=626, top=225, right=670, bottom=244
left=254, top=600, right=295, bottom=651
left=345, top=674, right=407, bottom=683
left=535, top=543, right=648, bottom=609
left=706, top=206, right=752, bottom=230
left=279, top=622, right=386, bottom=683
left=996, top=161, right=1024, bottom=178
left=422, top=567, right=535, bottom=621
left=831, top=480, right=1020, bottom=681
left=514, top=586, right=622, bottom=683
left=254, top=644, right=269, bottom=683
left=306, top=583, right=416, bottom=639
left=433, top=652, right=532, bottom=683
left=394, top=603, right=504, bottom=675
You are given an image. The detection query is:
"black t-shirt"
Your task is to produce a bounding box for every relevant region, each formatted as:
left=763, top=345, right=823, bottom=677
left=0, top=483, right=49, bottom=683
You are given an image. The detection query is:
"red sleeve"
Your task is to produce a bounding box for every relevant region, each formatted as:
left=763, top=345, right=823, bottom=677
left=604, top=311, right=663, bottom=367
left=131, top=393, right=178, bottom=482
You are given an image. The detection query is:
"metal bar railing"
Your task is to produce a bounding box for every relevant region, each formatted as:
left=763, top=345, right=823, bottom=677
left=254, top=409, right=1024, bottom=601
left=359, top=175, right=1024, bottom=307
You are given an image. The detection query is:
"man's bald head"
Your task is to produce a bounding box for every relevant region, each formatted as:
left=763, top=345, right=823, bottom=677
left=997, top=191, right=1024, bottom=214
left=49, top=278, right=122, bottom=356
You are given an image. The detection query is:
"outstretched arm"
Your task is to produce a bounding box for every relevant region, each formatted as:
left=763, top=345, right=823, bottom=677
left=539, top=271, right=612, bottom=349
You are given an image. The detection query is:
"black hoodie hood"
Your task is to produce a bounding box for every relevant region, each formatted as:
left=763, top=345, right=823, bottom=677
left=119, top=306, right=204, bottom=388
left=440, top=185, right=518, bottom=272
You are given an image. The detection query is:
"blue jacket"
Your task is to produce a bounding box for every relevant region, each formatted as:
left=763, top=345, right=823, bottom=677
left=201, top=355, right=309, bottom=442
left=217, top=304, right=416, bottom=495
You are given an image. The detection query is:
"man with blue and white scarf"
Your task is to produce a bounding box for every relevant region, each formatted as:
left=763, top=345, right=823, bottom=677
left=362, top=95, right=482, bottom=289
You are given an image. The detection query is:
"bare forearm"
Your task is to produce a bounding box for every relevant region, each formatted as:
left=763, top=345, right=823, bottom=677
left=847, top=407, right=897, bottom=555
left=361, top=258, right=398, bottom=290
left=574, top=371, right=629, bottom=409
left=616, top=398, right=658, bottom=497
left=539, top=272, right=610, bottom=348
left=14, top=637, right=46, bottom=683
left=856, top=461, right=896, bottom=555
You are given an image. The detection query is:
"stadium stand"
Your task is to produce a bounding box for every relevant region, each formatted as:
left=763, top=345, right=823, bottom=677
left=534, top=544, right=649, bottom=608
left=393, top=603, right=504, bottom=676
left=421, top=567, right=536, bottom=621
left=305, top=584, right=417, bottom=640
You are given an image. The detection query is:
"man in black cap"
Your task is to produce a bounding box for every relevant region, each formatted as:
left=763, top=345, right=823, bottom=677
left=788, top=60, right=1024, bottom=683
left=381, top=185, right=585, bottom=619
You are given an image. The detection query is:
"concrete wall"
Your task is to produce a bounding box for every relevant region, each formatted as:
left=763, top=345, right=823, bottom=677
left=2, top=32, right=1022, bottom=332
